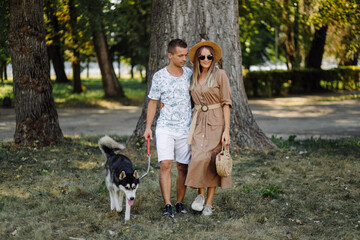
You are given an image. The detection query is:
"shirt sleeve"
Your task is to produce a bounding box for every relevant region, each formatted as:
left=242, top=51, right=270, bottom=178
left=148, top=72, right=161, bottom=100
left=218, top=70, right=232, bottom=107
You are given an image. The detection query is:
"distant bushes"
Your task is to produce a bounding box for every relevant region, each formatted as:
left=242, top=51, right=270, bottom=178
left=243, top=66, right=360, bottom=97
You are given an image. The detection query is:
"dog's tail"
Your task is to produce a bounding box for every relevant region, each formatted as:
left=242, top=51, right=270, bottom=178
left=98, top=135, right=125, bottom=156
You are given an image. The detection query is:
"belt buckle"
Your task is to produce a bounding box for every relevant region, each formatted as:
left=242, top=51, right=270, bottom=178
left=201, top=104, right=208, bottom=112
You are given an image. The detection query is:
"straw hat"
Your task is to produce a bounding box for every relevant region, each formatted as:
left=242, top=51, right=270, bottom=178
left=189, top=39, right=222, bottom=63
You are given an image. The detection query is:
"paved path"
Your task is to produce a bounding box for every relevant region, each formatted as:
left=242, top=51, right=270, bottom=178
left=1, top=93, right=359, bottom=141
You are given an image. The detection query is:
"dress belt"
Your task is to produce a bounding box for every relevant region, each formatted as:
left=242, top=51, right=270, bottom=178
left=186, top=103, right=222, bottom=145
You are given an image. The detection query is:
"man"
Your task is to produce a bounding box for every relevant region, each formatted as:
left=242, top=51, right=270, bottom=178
left=143, top=39, right=192, bottom=218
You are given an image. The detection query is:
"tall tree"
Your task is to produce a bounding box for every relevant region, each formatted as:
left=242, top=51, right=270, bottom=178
left=0, top=0, right=10, bottom=82
left=7, top=0, right=63, bottom=146
left=92, top=26, right=125, bottom=98
left=128, top=0, right=275, bottom=151
left=108, top=0, right=151, bottom=82
left=305, top=25, right=328, bottom=69
left=44, top=0, right=69, bottom=83
left=84, top=0, right=126, bottom=98
left=69, top=0, right=82, bottom=93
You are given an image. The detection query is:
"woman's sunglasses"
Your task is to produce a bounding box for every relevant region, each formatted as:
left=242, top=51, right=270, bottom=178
left=199, top=55, right=214, bottom=61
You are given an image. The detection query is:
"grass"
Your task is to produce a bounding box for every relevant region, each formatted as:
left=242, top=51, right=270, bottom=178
left=1, top=136, right=359, bottom=239
left=0, top=75, right=147, bottom=108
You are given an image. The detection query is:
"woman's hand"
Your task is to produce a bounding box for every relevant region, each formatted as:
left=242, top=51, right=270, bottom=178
left=221, top=128, right=230, bottom=145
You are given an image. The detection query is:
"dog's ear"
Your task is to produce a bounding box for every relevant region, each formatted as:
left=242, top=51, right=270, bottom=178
left=119, top=171, right=126, bottom=180
left=133, top=170, right=139, bottom=179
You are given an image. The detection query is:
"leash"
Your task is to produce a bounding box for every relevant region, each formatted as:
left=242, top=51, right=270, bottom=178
left=140, top=137, right=151, bottom=179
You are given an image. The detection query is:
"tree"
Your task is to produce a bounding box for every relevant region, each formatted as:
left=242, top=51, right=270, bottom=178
left=319, top=0, right=360, bottom=66
left=44, top=0, right=69, bottom=83
left=128, top=0, right=275, bottom=151
left=69, top=0, right=83, bottom=93
left=107, top=0, right=151, bottom=81
left=305, top=25, right=328, bottom=69
left=0, top=0, right=10, bottom=82
left=238, top=0, right=283, bottom=69
left=83, top=0, right=126, bottom=98
left=7, top=0, right=63, bottom=146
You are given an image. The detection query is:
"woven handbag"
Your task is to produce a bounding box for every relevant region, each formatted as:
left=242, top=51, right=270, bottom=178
left=215, top=144, right=232, bottom=177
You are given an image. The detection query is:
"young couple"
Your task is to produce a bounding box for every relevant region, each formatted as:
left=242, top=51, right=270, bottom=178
left=143, top=39, right=232, bottom=218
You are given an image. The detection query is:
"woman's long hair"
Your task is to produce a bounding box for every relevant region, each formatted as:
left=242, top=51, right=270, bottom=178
left=190, top=46, right=217, bottom=91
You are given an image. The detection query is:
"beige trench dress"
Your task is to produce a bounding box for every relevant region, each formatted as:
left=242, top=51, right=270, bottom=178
left=185, top=69, right=232, bottom=189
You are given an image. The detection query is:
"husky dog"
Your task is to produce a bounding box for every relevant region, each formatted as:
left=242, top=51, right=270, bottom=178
left=98, top=136, right=139, bottom=222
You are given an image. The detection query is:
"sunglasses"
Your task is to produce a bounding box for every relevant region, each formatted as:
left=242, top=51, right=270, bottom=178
left=199, top=55, right=214, bottom=61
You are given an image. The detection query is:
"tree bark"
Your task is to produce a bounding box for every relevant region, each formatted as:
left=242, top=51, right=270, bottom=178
left=93, top=28, right=125, bottom=98
left=305, top=26, right=328, bottom=69
left=127, top=0, right=275, bottom=151
left=7, top=0, right=63, bottom=146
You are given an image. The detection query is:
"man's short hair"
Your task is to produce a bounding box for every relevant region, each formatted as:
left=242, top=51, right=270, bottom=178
left=168, top=39, right=187, bottom=54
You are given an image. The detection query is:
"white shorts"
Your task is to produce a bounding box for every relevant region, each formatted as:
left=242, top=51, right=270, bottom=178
left=155, top=128, right=191, bottom=164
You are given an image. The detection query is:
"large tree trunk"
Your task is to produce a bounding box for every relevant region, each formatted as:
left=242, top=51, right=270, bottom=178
left=305, top=26, right=328, bottom=69
left=93, top=28, right=125, bottom=98
left=128, top=0, right=275, bottom=151
left=7, top=0, right=63, bottom=146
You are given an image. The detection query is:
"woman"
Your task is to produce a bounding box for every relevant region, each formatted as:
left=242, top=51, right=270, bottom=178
left=185, top=40, right=232, bottom=216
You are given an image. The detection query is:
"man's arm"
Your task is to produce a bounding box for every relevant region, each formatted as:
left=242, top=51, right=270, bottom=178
left=143, top=99, right=158, bottom=140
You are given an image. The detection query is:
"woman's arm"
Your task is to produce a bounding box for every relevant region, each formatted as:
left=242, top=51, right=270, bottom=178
left=222, top=104, right=231, bottom=145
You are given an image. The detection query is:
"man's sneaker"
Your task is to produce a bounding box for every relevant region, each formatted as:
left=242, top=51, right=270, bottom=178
left=162, top=204, right=174, bottom=218
left=202, top=204, right=213, bottom=216
left=191, top=194, right=205, bottom=211
left=175, top=202, right=187, bottom=214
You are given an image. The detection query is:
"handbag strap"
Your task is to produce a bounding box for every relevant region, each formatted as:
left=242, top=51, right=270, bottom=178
left=221, top=143, right=230, bottom=153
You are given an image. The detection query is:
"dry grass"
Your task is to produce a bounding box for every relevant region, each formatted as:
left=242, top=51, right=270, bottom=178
left=0, top=136, right=359, bottom=240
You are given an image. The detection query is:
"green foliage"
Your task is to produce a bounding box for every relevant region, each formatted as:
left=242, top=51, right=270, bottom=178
left=311, top=0, right=360, bottom=65
left=105, top=0, right=151, bottom=74
left=44, top=0, right=95, bottom=66
left=238, top=0, right=281, bottom=68
left=260, top=185, right=279, bottom=198
left=238, top=0, right=360, bottom=69
left=0, top=81, right=13, bottom=100
left=244, top=67, right=360, bottom=97
left=0, top=1, right=10, bottom=66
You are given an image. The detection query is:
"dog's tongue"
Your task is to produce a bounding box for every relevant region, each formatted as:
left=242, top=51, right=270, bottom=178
left=128, top=200, right=134, bottom=206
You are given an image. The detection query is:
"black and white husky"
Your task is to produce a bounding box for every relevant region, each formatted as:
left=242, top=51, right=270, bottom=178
left=98, top=136, right=139, bottom=222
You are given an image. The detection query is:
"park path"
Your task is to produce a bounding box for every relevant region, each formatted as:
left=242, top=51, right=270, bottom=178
left=1, top=92, right=359, bottom=141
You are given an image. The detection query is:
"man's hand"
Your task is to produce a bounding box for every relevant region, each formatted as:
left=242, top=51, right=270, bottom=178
left=144, top=99, right=158, bottom=141
left=143, top=128, right=153, bottom=141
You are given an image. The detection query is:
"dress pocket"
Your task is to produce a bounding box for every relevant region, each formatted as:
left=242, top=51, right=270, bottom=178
left=207, top=109, right=224, bottom=126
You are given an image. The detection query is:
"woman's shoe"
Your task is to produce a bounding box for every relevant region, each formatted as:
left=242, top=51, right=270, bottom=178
left=202, top=204, right=213, bottom=216
left=191, top=194, right=205, bottom=211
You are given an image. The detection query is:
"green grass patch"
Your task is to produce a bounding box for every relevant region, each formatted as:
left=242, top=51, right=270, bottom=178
left=1, top=136, right=359, bottom=239
left=0, top=77, right=147, bottom=108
